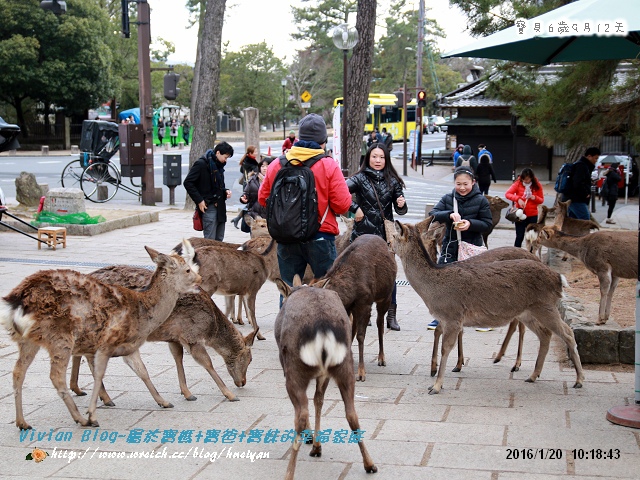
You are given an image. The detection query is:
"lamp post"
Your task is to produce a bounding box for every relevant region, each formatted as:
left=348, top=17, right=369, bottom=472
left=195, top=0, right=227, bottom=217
left=281, top=79, right=287, bottom=140
left=332, top=24, right=359, bottom=175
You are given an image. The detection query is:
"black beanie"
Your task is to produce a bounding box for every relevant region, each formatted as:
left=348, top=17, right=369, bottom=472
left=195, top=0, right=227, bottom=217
left=298, top=113, right=327, bottom=144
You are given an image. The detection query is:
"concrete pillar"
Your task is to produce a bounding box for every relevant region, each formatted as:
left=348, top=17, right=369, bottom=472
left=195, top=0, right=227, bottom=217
left=64, top=117, right=71, bottom=150
left=243, top=107, right=260, bottom=155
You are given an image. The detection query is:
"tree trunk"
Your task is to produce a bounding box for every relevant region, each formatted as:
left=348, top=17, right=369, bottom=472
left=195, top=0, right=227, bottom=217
left=189, top=0, right=206, bottom=128
left=345, top=0, right=377, bottom=175
left=186, top=0, right=227, bottom=209
left=13, top=97, right=28, bottom=137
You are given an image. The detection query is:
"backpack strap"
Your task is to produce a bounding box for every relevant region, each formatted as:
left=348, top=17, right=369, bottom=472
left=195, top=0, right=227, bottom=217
left=280, top=153, right=326, bottom=168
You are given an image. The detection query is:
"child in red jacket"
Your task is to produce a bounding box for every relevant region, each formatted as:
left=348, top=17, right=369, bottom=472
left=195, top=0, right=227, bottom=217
left=505, top=168, right=544, bottom=248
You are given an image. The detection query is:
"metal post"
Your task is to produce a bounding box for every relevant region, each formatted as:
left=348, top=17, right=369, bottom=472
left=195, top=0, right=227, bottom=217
left=402, top=84, right=407, bottom=176
left=137, top=0, right=155, bottom=205
left=282, top=84, right=286, bottom=140
left=416, top=0, right=424, bottom=166
left=342, top=49, right=348, bottom=175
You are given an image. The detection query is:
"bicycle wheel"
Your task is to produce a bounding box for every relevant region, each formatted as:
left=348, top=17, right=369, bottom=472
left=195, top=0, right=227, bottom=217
left=60, top=159, right=84, bottom=188
left=80, top=161, right=121, bottom=203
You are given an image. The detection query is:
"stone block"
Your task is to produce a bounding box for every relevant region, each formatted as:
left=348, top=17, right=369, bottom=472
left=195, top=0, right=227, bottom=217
left=619, top=328, right=635, bottom=364
left=424, top=203, right=434, bottom=219
left=44, top=187, right=86, bottom=214
left=572, top=327, right=619, bottom=364
left=155, top=187, right=163, bottom=203
left=163, top=142, right=169, bottom=151
left=70, top=145, right=79, bottom=154
left=41, top=145, right=49, bottom=155
left=15, top=171, right=43, bottom=207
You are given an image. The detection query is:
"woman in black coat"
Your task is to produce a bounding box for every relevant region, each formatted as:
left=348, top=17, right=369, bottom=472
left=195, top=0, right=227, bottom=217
left=603, top=162, right=622, bottom=224
left=347, top=143, right=407, bottom=331
left=475, top=153, right=496, bottom=194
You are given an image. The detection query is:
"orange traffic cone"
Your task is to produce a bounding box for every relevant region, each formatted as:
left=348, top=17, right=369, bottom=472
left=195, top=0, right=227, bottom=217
left=268, top=146, right=271, bottom=156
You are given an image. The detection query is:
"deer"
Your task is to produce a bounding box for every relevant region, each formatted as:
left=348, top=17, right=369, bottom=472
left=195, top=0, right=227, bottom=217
left=390, top=218, right=584, bottom=394
left=274, top=275, right=377, bottom=480
left=310, top=234, right=396, bottom=382
left=0, top=240, right=201, bottom=429
left=175, top=242, right=279, bottom=341
left=68, top=265, right=256, bottom=404
left=335, top=215, right=356, bottom=254
left=528, top=226, right=637, bottom=324
left=483, top=195, right=509, bottom=247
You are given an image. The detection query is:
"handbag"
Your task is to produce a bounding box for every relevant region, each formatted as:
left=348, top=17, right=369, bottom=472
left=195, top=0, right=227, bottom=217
left=505, top=199, right=528, bottom=223
left=193, top=208, right=203, bottom=231
left=453, top=196, right=487, bottom=261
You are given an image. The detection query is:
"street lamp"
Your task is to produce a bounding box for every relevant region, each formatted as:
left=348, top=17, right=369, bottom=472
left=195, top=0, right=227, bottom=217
left=281, top=79, right=287, bottom=140
left=332, top=23, right=359, bottom=174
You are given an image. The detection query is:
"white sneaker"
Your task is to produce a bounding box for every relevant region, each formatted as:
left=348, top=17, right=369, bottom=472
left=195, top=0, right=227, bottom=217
left=475, top=327, right=493, bottom=332
left=606, top=218, right=616, bottom=224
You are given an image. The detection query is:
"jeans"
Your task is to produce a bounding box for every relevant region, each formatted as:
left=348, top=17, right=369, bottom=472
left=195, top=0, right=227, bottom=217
left=202, top=206, right=225, bottom=240
left=568, top=201, right=590, bottom=220
left=514, top=215, right=539, bottom=248
left=277, top=234, right=337, bottom=286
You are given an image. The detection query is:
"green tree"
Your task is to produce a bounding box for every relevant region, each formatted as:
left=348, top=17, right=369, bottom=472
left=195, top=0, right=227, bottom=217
left=219, top=43, right=286, bottom=126
left=0, top=0, right=115, bottom=133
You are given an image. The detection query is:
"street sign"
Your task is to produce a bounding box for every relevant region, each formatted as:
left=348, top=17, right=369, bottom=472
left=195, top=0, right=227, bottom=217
left=301, top=102, right=311, bottom=109
left=301, top=90, right=312, bottom=102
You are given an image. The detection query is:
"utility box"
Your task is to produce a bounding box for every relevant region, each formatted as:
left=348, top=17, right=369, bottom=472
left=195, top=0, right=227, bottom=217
left=163, top=154, right=182, bottom=186
left=118, top=123, right=145, bottom=177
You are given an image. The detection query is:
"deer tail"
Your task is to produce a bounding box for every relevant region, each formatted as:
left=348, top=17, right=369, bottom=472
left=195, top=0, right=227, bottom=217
left=299, top=330, right=348, bottom=370
left=0, top=299, right=30, bottom=337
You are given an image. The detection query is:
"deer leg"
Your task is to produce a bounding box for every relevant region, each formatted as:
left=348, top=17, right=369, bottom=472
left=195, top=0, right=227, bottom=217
left=452, top=330, right=464, bottom=372
left=47, top=344, right=91, bottom=427
left=603, top=277, right=620, bottom=325
left=494, top=319, right=518, bottom=365
left=121, top=349, right=173, bottom=408
left=167, top=342, right=196, bottom=401
left=519, top=318, right=552, bottom=384
left=429, top=324, right=460, bottom=394
left=70, top=356, right=85, bottom=396
left=188, top=342, right=239, bottom=402
left=284, top=375, right=310, bottom=480
left=83, top=355, right=115, bottom=406
left=354, top=305, right=372, bottom=382
left=376, top=300, right=389, bottom=367
left=596, top=269, right=613, bottom=324
left=310, top=375, right=331, bottom=457
left=245, top=293, right=265, bottom=340
left=430, top=322, right=442, bottom=377
left=513, top=322, right=526, bottom=372
left=13, top=340, right=40, bottom=430
left=236, top=295, right=243, bottom=324
left=334, top=363, right=377, bottom=473
left=225, top=295, right=243, bottom=325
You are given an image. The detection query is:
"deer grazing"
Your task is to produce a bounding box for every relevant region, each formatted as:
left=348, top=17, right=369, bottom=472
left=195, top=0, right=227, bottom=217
left=274, top=276, right=377, bottom=480
left=68, top=265, right=256, bottom=404
left=390, top=218, right=584, bottom=394
left=0, top=240, right=201, bottom=429
left=311, top=234, right=396, bottom=381
left=528, top=226, right=638, bottom=324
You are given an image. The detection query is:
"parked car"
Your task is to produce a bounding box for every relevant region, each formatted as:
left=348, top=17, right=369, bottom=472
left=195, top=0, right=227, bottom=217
left=423, top=115, right=447, bottom=134
left=0, top=117, right=20, bottom=153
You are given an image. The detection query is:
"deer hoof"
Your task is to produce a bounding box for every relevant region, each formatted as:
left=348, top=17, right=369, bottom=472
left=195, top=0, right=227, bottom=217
left=430, top=369, right=437, bottom=377
left=377, top=359, right=386, bottom=366
left=356, top=375, right=365, bottom=382
left=257, top=333, right=266, bottom=341
left=227, top=395, right=239, bottom=402
left=17, top=422, right=32, bottom=431
left=73, top=390, right=87, bottom=396
left=185, top=395, right=197, bottom=401
left=573, top=382, right=583, bottom=389
left=87, top=417, right=100, bottom=428
left=493, top=358, right=501, bottom=364
left=452, top=367, right=461, bottom=372
left=160, top=402, right=174, bottom=409
left=524, top=377, right=535, bottom=383
left=365, top=464, right=378, bottom=473
left=103, top=400, right=115, bottom=407
left=511, top=366, right=520, bottom=372
left=309, top=445, right=321, bottom=456
left=236, top=319, right=245, bottom=326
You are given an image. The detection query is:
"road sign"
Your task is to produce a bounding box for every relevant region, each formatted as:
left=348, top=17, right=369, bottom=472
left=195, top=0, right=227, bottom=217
left=301, top=102, right=311, bottom=109
left=301, top=90, right=312, bottom=102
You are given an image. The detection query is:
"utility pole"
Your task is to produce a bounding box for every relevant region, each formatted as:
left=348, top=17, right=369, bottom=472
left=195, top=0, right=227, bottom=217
left=137, top=0, right=155, bottom=205
left=416, top=0, right=425, bottom=165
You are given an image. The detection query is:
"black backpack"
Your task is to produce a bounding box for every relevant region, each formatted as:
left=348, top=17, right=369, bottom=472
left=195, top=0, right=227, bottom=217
left=554, top=161, right=575, bottom=195
left=266, top=154, right=328, bottom=244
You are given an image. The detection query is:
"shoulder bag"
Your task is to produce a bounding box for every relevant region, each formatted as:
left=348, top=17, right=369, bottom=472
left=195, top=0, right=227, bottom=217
left=193, top=207, right=203, bottom=231
left=505, top=199, right=528, bottom=223
left=453, top=196, right=487, bottom=261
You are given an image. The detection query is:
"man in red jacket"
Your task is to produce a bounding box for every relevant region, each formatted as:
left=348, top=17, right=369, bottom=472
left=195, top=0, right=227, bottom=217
left=259, top=114, right=351, bottom=287
left=281, top=130, right=297, bottom=154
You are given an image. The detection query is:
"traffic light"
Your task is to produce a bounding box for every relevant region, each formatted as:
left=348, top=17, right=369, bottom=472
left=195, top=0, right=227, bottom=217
left=40, top=0, right=67, bottom=14
left=163, top=73, right=180, bottom=100
left=417, top=90, right=427, bottom=108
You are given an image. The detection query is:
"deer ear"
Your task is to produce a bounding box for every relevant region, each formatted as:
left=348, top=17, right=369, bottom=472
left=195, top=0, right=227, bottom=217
left=313, top=278, right=330, bottom=289
left=145, top=246, right=160, bottom=262
left=180, top=239, right=199, bottom=272
left=292, top=275, right=303, bottom=287
left=244, top=329, right=258, bottom=346
left=244, top=214, right=254, bottom=227
left=415, top=216, right=434, bottom=233
left=275, top=278, right=292, bottom=298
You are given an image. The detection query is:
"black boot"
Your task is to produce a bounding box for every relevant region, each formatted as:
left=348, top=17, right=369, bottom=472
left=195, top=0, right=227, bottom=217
left=386, top=303, right=400, bottom=331
left=231, top=213, right=242, bottom=229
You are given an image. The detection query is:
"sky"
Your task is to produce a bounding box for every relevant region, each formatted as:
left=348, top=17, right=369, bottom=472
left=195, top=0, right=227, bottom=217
left=149, top=0, right=476, bottom=66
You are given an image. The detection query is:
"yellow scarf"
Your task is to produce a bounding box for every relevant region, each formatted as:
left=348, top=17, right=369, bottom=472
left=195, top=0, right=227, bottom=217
left=285, top=146, right=325, bottom=165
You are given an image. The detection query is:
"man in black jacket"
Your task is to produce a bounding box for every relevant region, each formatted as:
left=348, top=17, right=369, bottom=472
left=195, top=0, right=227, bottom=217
left=184, top=142, right=234, bottom=240
left=567, top=146, right=600, bottom=220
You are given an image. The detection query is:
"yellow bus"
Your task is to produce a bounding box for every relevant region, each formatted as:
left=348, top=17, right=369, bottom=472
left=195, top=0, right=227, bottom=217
left=333, top=93, right=418, bottom=140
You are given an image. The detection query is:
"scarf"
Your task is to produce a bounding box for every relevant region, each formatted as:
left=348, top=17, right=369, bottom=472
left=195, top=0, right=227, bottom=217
left=523, top=180, right=532, bottom=199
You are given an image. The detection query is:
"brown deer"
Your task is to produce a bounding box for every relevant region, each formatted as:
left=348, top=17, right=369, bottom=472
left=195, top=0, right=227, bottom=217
left=390, top=218, right=584, bottom=394
left=335, top=215, right=355, bottom=254
left=68, top=265, right=256, bottom=404
left=530, top=226, right=637, bottom=324
left=0, top=240, right=201, bottom=429
left=310, top=234, right=396, bottom=381
left=483, top=195, right=509, bottom=247
left=274, top=276, right=377, bottom=480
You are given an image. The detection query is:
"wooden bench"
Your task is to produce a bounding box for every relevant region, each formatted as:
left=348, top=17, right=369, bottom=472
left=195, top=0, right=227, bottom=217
left=37, top=227, right=67, bottom=250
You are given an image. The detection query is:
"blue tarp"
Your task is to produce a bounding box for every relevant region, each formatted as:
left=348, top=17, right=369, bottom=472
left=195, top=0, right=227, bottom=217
left=117, top=108, right=140, bottom=124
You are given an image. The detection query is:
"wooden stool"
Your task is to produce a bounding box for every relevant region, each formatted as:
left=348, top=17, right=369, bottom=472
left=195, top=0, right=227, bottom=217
left=37, top=227, right=67, bottom=250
